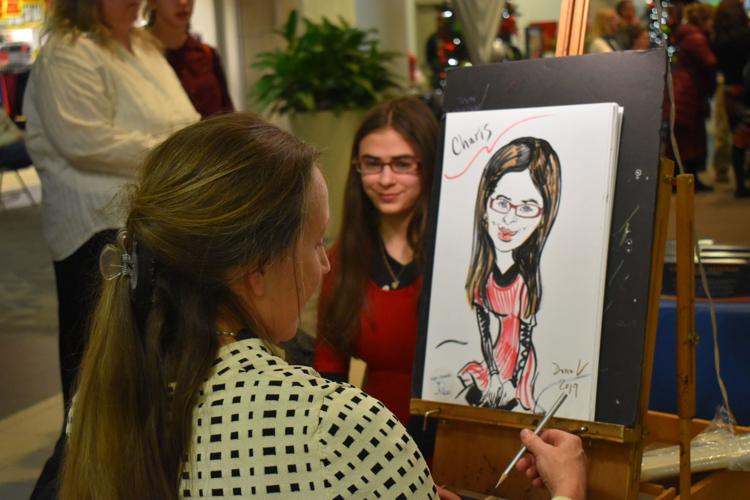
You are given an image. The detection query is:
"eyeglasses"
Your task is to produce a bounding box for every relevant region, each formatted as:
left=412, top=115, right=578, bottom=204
left=353, top=156, right=420, bottom=176
left=489, top=196, right=542, bottom=218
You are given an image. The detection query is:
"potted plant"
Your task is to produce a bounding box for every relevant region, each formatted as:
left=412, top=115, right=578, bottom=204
left=252, top=10, right=399, bottom=114
left=251, top=10, right=401, bottom=238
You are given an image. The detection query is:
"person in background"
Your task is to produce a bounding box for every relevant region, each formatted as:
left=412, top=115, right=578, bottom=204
left=629, top=25, right=651, bottom=50
left=425, top=6, right=469, bottom=89
left=712, top=0, right=750, bottom=197
left=314, top=97, right=440, bottom=456
left=146, top=0, right=234, bottom=118
left=24, top=0, right=199, bottom=496
left=491, top=12, right=523, bottom=62
left=59, top=112, right=587, bottom=500
left=711, top=73, right=734, bottom=184
left=669, top=2, right=717, bottom=191
left=587, top=8, right=623, bottom=53
left=614, top=0, right=643, bottom=49
left=616, top=0, right=640, bottom=29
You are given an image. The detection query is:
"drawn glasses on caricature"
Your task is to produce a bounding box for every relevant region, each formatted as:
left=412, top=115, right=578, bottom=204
left=455, top=136, right=561, bottom=412
left=488, top=196, right=543, bottom=219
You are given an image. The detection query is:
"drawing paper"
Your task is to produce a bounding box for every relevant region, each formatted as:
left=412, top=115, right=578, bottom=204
left=420, top=103, right=622, bottom=421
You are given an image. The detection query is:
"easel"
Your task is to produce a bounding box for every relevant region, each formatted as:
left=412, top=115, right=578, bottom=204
left=412, top=158, right=674, bottom=498
left=411, top=1, right=748, bottom=497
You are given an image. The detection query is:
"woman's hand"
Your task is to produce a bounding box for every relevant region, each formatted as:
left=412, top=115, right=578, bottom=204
left=436, top=485, right=461, bottom=500
left=515, top=428, right=587, bottom=499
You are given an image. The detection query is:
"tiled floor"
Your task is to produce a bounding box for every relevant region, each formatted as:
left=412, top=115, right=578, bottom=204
left=0, top=167, right=747, bottom=499
left=0, top=395, right=61, bottom=499
left=1, top=169, right=60, bottom=498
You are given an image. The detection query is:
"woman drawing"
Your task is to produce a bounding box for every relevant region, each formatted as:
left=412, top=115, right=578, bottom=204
left=459, top=137, right=561, bottom=410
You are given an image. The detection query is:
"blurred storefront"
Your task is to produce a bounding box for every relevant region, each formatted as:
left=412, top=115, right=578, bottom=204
left=0, top=0, right=45, bottom=118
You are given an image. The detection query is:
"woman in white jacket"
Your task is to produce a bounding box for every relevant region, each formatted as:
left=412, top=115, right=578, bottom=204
left=24, top=0, right=199, bottom=497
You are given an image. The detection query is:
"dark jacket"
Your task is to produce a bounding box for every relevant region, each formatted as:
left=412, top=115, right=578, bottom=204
left=166, top=35, right=234, bottom=119
left=712, top=26, right=750, bottom=86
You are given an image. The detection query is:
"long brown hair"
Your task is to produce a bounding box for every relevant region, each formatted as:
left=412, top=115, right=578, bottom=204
left=713, top=0, right=749, bottom=44
left=59, top=113, right=316, bottom=500
left=465, top=137, right=561, bottom=319
left=319, top=97, right=438, bottom=357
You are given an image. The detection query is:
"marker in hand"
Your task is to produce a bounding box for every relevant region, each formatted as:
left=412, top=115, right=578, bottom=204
left=495, top=391, right=568, bottom=488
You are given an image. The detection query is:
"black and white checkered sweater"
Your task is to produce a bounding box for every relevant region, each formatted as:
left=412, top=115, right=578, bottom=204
left=180, top=339, right=438, bottom=499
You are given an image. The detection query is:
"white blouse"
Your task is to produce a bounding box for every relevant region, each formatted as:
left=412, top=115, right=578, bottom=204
left=23, top=31, right=200, bottom=261
left=181, top=339, right=438, bottom=499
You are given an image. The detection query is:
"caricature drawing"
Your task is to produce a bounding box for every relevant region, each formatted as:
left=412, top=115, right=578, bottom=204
left=458, top=137, right=561, bottom=410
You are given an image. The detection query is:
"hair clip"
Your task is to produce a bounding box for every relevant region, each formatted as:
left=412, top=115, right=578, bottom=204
left=98, top=229, right=137, bottom=282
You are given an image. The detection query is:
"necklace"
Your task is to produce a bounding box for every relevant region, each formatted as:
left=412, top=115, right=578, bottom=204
left=216, top=330, right=238, bottom=339
left=379, top=241, right=405, bottom=291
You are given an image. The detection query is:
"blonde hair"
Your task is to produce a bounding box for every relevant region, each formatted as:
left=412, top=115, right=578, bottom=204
left=60, top=113, right=317, bottom=499
left=45, top=0, right=155, bottom=49
left=591, top=8, right=618, bottom=37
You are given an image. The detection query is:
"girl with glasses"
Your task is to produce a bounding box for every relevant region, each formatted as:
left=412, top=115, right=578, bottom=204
left=460, top=137, right=561, bottom=411
left=314, top=96, right=439, bottom=455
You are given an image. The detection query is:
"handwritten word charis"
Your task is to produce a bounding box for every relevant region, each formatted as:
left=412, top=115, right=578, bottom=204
left=444, top=114, right=551, bottom=180
left=450, top=123, right=492, bottom=156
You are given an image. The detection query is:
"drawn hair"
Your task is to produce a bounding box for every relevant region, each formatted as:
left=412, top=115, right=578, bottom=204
left=465, top=137, right=561, bottom=319
left=319, top=97, right=438, bottom=357
left=59, top=113, right=316, bottom=500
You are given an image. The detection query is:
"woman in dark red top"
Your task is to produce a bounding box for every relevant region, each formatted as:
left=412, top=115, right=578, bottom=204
left=315, top=97, right=438, bottom=445
left=668, top=3, right=717, bottom=191
left=147, top=0, right=234, bottom=118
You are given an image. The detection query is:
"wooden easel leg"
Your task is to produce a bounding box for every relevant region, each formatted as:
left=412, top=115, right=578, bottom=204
left=675, top=174, right=697, bottom=498
left=636, top=159, right=675, bottom=498
left=555, top=0, right=590, bottom=56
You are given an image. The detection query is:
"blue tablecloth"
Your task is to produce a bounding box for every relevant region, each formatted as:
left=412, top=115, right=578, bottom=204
left=649, top=299, right=750, bottom=424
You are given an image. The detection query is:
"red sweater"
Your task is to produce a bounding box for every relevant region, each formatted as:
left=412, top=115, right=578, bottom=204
left=314, top=253, right=422, bottom=425
left=165, top=35, right=234, bottom=118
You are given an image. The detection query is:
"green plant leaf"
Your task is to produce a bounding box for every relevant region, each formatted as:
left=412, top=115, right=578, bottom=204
left=281, top=10, right=298, bottom=43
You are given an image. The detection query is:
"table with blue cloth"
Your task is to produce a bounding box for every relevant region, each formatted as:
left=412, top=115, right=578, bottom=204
left=650, top=298, right=750, bottom=425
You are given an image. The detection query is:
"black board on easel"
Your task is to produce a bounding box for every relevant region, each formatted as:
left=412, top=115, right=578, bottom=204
left=413, top=49, right=667, bottom=426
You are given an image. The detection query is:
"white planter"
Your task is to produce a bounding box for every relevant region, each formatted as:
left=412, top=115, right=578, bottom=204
left=289, top=110, right=366, bottom=241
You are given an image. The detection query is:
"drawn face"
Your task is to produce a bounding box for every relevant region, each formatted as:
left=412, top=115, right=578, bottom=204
left=485, top=170, right=543, bottom=253
left=359, top=127, right=422, bottom=219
